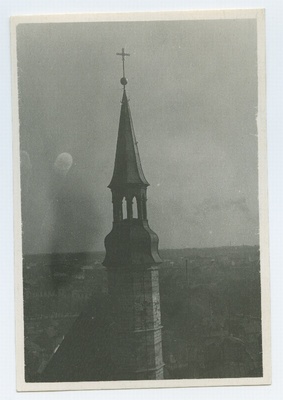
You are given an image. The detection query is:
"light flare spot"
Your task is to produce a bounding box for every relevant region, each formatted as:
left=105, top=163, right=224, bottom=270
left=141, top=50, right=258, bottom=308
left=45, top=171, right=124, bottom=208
left=54, top=153, right=73, bottom=177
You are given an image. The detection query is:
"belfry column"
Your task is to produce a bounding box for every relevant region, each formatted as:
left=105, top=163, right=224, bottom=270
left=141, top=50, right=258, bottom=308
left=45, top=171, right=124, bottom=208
left=103, top=49, right=164, bottom=380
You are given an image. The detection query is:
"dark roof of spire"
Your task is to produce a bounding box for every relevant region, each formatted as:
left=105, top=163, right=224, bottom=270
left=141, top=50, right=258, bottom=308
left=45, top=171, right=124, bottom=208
left=108, top=90, right=149, bottom=189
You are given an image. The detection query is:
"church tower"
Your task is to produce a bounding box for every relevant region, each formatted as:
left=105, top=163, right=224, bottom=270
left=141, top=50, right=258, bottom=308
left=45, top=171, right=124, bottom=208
left=103, top=49, right=164, bottom=380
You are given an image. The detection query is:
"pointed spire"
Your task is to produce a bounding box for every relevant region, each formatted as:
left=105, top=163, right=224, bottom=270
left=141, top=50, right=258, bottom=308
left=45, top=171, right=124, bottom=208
left=109, top=89, right=149, bottom=189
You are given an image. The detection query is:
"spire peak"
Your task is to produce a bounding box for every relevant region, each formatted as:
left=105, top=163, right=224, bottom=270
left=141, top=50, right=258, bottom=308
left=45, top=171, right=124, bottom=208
left=116, top=48, right=130, bottom=88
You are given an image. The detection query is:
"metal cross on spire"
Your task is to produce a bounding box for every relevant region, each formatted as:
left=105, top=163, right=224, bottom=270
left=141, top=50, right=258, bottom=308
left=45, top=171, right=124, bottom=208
left=116, top=47, right=130, bottom=87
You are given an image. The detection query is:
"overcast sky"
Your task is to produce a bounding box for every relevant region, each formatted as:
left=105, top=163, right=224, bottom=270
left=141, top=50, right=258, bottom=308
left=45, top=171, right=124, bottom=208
left=17, top=18, right=259, bottom=254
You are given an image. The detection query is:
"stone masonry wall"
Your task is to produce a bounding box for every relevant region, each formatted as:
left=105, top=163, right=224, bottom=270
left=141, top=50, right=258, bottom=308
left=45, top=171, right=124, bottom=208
left=107, top=266, right=164, bottom=380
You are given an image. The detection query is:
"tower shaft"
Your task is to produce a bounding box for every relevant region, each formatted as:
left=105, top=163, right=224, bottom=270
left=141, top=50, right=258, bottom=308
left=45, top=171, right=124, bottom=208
left=108, top=266, right=164, bottom=380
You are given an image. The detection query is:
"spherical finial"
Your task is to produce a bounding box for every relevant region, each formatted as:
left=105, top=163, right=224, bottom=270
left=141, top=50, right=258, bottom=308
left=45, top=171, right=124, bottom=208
left=120, top=77, right=128, bottom=86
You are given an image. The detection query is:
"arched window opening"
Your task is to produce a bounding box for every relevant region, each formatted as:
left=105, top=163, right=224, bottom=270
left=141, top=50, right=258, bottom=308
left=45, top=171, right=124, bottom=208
left=122, top=198, right=127, bottom=220
left=132, top=197, right=138, bottom=219
left=126, top=197, right=133, bottom=220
